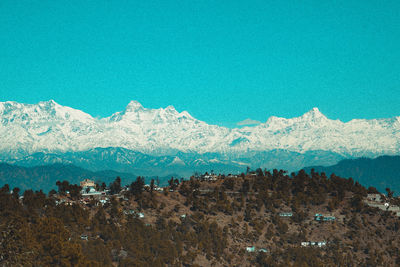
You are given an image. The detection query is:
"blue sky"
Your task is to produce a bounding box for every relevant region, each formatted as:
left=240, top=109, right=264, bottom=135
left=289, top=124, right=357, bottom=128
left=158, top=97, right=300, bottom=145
left=0, top=0, right=399, bottom=127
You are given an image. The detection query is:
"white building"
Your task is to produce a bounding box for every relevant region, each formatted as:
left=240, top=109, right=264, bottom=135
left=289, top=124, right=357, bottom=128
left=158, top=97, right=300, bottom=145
left=366, top=194, right=383, bottom=202
left=301, top=241, right=327, bottom=248
left=80, top=179, right=105, bottom=197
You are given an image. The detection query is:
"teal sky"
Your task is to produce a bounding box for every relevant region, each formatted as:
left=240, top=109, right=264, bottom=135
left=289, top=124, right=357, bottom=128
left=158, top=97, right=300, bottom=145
left=0, top=0, right=399, bottom=127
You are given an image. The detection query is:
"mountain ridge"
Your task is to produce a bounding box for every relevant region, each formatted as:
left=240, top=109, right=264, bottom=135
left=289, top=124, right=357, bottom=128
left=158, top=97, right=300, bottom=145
left=303, top=155, right=400, bottom=195
left=0, top=100, right=399, bottom=158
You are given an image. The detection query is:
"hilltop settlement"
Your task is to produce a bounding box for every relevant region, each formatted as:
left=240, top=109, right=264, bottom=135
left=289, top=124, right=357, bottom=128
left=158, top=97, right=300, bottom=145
left=1, top=169, right=400, bottom=266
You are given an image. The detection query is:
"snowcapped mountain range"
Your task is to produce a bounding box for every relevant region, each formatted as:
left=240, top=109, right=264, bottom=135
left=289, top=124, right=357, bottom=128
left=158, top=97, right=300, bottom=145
left=0, top=100, right=399, bottom=158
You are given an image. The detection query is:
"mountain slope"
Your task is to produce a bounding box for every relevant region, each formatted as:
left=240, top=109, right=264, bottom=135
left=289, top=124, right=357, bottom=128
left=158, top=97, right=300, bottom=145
left=0, top=100, right=399, bottom=158
left=303, top=155, right=400, bottom=194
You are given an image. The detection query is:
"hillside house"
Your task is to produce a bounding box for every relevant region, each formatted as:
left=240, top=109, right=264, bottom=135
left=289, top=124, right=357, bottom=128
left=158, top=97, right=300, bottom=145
left=202, top=174, right=218, bottom=181
left=246, top=246, right=268, bottom=253
left=315, top=213, right=336, bottom=221
left=246, top=246, right=255, bottom=252
left=154, top=186, right=163, bottom=192
left=367, top=194, right=383, bottom=202
left=364, top=201, right=400, bottom=216
left=301, top=241, right=327, bottom=248
left=123, top=210, right=135, bottom=215
left=387, top=205, right=400, bottom=217
left=123, top=210, right=144, bottom=218
left=80, top=179, right=105, bottom=197
left=279, top=212, right=293, bottom=217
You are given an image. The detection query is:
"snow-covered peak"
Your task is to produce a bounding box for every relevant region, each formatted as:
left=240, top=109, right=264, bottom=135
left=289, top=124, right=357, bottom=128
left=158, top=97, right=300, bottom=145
left=125, top=100, right=144, bottom=112
left=262, top=107, right=329, bottom=130
left=300, top=107, right=327, bottom=121
left=265, top=115, right=284, bottom=124
left=158, top=105, right=179, bottom=117
left=164, top=105, right=176, bottom=112
left=0, top=100, right=94, bottom=123
left=108, top=101, right=144, bottom=122
left=38, top=99, right=58, bottom=107
left=108, top=101, right=197, bottom=125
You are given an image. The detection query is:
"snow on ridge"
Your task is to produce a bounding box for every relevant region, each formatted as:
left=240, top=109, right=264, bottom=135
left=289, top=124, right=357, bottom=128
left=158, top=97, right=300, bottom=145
left=0, top=100, right=399, bottom=157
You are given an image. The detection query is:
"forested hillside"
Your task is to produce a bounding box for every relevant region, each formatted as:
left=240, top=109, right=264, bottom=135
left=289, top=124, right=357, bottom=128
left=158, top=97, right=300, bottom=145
left=1, top=170, right=399, bottom=266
